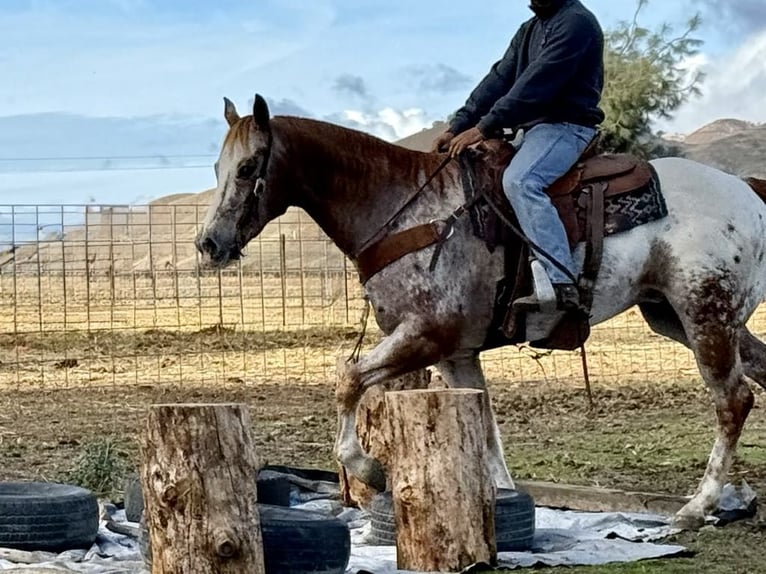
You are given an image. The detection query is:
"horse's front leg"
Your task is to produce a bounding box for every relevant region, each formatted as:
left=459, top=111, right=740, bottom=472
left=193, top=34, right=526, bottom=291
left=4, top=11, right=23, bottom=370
left=435, top=353, right=515, bottom=490
left=334, top=320, right=447, bottom=490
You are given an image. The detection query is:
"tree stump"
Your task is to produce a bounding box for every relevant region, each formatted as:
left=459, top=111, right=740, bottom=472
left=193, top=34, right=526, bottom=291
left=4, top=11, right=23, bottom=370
left=140, top=404, right=265, bottom=574
left=386, top=389, right=496, bottom=572
left=338, top=368, right=434, bottom=507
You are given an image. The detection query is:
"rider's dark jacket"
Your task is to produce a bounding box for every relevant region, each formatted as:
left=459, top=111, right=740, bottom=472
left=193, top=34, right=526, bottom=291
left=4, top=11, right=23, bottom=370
left=449, top=0, right=605, bottom=137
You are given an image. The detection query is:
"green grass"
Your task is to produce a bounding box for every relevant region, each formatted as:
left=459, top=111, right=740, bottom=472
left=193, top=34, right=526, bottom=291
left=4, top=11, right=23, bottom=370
left=491, top=525, right=766, bottom=573
left=63, top=436, right=133, bottom=500
left=484, top=381, right=766, bottom=574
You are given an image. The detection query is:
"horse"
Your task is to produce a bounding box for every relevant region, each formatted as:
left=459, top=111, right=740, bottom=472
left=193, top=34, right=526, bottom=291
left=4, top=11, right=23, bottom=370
left=196, top=95, right=766, bottom=529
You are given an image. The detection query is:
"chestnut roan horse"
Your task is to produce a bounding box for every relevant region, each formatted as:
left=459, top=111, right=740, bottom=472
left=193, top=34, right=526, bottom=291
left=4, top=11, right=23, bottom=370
left=196, top=95, right=766, bottom=529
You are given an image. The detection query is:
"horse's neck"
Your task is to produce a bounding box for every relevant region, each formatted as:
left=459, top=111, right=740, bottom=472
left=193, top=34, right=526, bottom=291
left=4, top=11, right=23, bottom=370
left=271, top=118, right=444, bottom=257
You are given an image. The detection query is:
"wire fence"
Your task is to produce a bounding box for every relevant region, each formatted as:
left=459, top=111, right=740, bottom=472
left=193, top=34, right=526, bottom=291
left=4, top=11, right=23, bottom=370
left=2, top=202, right=764, bottom=390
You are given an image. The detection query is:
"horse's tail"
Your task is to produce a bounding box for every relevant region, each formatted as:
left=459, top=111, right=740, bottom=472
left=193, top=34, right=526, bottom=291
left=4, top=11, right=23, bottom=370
left=746, top=177, right=766, bottom=204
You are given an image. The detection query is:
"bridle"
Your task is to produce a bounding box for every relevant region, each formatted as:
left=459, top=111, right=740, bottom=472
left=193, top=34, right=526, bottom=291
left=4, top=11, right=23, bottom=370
left=253, top=130, right=274, bottom=198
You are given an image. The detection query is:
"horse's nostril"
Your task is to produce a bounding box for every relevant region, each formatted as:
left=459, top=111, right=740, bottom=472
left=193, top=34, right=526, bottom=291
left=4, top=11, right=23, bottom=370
left=202, top=237, right=219, bottom=256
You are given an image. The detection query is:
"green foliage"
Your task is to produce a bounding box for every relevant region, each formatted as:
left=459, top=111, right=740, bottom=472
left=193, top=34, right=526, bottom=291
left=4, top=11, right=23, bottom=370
left=600, top=0, right=705, bottom=156
left=64, top=437, right=132, bottom=499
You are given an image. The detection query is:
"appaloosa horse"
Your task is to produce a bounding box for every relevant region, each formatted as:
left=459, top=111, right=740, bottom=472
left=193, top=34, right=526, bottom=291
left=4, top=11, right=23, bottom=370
left=196, top=95, right=766, bottom=529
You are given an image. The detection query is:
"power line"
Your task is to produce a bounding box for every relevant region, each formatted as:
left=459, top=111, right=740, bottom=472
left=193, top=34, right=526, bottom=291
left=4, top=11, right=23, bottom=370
left=0, top=154, right=217, bottom=162
left=48, top=165, right=213, bottom=172
left=0, top=165, right=213, bottom=173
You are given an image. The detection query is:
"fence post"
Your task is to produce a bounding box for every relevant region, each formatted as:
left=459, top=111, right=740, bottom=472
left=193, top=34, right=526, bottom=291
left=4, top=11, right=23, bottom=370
left=140, top=403, right=265, bottom=574
left=385, top=389, right=497, bottom=572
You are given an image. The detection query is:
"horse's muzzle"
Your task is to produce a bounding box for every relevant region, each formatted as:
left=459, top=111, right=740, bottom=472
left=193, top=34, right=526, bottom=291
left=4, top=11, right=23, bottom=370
left=195, top=233, right=241, bottom=268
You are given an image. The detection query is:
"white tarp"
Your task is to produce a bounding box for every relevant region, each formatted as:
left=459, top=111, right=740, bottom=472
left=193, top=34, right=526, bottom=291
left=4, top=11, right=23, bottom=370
left=0, top=481, right=755, bottom=573
left=347, top=507, right=687, bottom=573
left=0, top=507, right=687, bottom=573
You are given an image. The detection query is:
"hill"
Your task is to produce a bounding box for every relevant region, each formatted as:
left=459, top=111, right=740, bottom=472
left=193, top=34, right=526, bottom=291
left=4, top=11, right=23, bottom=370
left=681, top=125, right=766, bottom=179
left=683, top=119, right=759, bottom=146
left=396, top=122, right=448, bottom=152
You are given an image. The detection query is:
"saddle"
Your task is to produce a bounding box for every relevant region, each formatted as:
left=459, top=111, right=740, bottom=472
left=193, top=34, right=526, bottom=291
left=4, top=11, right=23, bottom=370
left=463, top=139, right=666, bottom=351
left=465, top=139, right=658, bottom=249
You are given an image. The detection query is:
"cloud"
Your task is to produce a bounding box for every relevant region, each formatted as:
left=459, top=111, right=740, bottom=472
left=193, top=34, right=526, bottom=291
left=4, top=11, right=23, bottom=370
left=660, top=30, right=766, bottom=133
left=325, top=108, right=436, bottom=142
left=247, top=97, right=313, bottom=118
left=332, top=74, right=371, bottom=101
left=403, top=64, right=473, bottom=94
left=693, top=0, right=766, bottom=34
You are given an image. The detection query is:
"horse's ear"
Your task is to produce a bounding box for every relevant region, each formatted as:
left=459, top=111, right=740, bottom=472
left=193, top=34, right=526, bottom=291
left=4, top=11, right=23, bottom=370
left=253, top=94, right=270, bottom=131
left=223, top=97, right=240, bottom=127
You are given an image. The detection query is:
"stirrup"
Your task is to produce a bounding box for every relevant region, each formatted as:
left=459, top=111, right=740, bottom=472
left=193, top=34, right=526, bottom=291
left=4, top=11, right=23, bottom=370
left=518, top=259, right=557, bottom=313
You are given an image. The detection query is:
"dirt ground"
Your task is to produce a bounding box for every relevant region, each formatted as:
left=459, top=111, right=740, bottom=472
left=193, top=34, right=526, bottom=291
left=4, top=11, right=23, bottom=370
left=0, top=377, right=764, bottom=573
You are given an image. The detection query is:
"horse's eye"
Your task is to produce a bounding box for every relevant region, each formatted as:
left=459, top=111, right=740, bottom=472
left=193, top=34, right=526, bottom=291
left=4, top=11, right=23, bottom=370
left=237, top=162, right=256, bottom=180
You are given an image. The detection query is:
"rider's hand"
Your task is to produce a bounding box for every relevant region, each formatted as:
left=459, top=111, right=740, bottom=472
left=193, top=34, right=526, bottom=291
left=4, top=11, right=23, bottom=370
left=431, top=131, right=455, bottom=153
left=448, top=127, right=485, bottom=158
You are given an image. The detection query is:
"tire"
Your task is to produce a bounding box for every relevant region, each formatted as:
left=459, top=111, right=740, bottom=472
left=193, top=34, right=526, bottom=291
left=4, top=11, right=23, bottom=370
left=127, top=472, right=292, bottom=524
left=260, top=465, right=340, bottom=484
left=141, top=504, right=351, bottom=574
left=139, top=515, right=152, bottom=565
left=368, top=489, right=535, bottom=552
left=0, top=482, right=99, bottom=552
left=256, top=473, right=292, bottom=507
left=123, top=473, right=143, bottom=523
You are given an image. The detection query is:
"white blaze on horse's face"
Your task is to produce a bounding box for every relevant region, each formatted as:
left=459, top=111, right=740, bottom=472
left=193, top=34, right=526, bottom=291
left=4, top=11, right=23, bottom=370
left=195, top=95, right=273, bottom=268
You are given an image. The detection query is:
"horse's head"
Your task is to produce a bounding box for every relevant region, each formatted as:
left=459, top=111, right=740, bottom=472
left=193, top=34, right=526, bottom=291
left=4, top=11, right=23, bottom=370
left=195, top=94, right=286, bottom=268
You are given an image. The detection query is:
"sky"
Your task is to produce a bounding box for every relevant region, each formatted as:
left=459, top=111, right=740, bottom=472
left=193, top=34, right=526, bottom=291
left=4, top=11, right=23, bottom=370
left=3, top=0, right=766, bottom=135
left=1, top=0, right=765, bottom=207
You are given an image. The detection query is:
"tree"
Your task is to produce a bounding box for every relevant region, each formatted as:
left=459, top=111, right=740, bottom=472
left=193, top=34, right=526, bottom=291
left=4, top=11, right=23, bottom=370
left=599, top=0, right=705, bottom=156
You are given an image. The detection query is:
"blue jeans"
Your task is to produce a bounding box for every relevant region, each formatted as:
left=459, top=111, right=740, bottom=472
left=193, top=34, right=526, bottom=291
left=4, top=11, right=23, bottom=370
left=502, top=122, right=596, bottom=284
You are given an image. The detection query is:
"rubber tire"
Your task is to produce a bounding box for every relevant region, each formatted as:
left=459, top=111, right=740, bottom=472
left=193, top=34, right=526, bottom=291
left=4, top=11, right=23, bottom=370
left=368, top=489, right=535, bottom=552
left=261, top=465, right=340, bottom=484
left=256, top=473, right=293, bottom=507
left=141, top=504, right=351, bottom=574
left=123, top=473, right=144, bottom=523
left=126, top=472, right=292, bottom=524
left=0, top=482, right=99, bottom=552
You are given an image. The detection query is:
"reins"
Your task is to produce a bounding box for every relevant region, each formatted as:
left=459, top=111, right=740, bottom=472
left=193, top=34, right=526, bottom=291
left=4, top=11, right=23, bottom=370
left=355, top=154, right=454, bottom=257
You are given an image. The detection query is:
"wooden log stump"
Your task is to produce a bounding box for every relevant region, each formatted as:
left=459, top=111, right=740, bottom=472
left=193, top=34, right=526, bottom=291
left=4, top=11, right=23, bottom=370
left=386, top=389, right=496, bottom=572
left=339, top=368, right=434, bottom=507
left=140, top=403, right=265, bottom=574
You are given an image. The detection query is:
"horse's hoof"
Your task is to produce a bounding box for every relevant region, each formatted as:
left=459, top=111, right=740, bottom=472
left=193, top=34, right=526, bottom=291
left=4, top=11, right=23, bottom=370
left=340, top=454, right=387, bottom=492
left=672, top=512, right=705, bottom=531
left=359, top=457, right=387, bottom=492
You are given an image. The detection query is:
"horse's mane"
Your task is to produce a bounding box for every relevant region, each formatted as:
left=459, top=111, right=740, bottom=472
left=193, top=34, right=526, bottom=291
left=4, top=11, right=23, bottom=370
left=224, top=115, right=444, bottom=185
left=274, top=116, right=426, bottom=155
left=268, top=116, right=445, bottom=184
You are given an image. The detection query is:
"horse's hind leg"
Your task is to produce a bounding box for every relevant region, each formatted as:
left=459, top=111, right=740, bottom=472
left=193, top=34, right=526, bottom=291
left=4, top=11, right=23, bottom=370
left=335, top=320, right=447, bottom=491
left=674, top=306, right=754, bottom=529
left=435, top=353, right=515, bottom=489
left=739, top=327, right=766, bottom=390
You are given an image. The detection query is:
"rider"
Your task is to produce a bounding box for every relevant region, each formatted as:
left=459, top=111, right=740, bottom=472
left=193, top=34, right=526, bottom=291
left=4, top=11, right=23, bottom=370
left=433, top=0, right=605, bottom=312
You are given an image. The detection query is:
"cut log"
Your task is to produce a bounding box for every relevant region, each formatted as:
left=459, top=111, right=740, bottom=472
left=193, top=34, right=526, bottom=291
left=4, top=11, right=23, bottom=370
left=140, top=403, right=265, bottom=574
left=386, top=389, right=496, bottom=572
left=339, top=368, right=433, bottom=507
